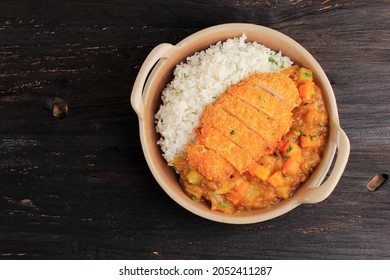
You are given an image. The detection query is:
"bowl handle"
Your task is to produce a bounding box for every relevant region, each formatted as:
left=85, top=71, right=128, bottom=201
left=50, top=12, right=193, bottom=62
left=130, top=43, right=174, bottom=119
left=301, top=125, right=350, bottom=204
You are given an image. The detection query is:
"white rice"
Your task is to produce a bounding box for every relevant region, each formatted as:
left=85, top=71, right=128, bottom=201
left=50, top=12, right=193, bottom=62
left=155, top=34, right=293, bottom=162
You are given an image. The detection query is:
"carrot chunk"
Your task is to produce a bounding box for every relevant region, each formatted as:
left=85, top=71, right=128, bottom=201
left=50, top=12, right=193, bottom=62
left=299, top=82, right=315, bottom=103
left=305, top=108, right=316, bottom=123
left=300, top=134, right=319, bottom=148
left=281, top=141, right=302, bottom=163
left=234, top=178, right=250, bottom=195
left=282, top=158, right=300, bottom=176
left=300, top=135, right=311, bottom=148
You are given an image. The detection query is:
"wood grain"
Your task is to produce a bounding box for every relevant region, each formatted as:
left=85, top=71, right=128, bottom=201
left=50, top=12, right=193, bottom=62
left=1, top=0, right=389, bottom=259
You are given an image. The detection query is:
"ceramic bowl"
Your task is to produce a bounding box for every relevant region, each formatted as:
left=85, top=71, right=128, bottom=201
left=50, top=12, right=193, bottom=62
left=131, top=23, right=350, bottom=224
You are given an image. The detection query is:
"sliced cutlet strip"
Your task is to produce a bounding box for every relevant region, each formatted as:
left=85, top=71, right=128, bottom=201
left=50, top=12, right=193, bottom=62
left=250, top=73, right=301, bottom=110
left=199, top=126, right=255, bottom=174
left=226, top=76, right=292, bottom=135
left=216, top=94, right=281, bottom=150
left=200, top=105, right=267, bottom=161
left=186, top=142, right=235, bottom=181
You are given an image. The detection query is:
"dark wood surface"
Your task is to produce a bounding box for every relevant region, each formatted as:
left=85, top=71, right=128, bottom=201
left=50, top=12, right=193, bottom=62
left=1, top=0, right=389, bottom=260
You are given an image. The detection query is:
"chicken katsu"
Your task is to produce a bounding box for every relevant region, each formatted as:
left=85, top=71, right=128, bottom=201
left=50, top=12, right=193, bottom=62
left=186, top=72, right=300, bottom=181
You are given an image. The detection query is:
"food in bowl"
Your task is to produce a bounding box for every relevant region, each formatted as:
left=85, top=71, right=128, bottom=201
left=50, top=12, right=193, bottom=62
left=131, top=23, right=350, bottom=223
left=155, top=35, right=329, bottom=214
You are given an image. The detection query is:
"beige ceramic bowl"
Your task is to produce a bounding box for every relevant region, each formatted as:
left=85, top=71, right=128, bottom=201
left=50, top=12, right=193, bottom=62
left=131, top=23, right=350, bottom=224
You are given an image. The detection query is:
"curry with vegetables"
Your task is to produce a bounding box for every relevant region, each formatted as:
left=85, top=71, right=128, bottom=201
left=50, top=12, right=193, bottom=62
left=171, top=65, right=329, bottom=214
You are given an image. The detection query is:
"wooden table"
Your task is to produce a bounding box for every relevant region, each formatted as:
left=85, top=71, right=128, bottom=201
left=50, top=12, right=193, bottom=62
left=1, top=0, right=389, bottom=259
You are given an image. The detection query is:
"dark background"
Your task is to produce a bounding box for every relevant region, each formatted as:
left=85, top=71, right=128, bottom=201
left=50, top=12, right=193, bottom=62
left=1, top=0, right=389, bottom=259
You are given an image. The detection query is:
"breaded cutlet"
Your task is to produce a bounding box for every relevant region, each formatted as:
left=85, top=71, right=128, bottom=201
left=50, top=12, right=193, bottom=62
left=186, top=73, right=300, bottom=181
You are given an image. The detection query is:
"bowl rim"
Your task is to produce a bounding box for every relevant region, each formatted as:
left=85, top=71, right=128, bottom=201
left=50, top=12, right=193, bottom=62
left=131, top=23, right=350, bottom=224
